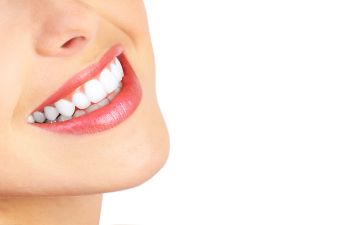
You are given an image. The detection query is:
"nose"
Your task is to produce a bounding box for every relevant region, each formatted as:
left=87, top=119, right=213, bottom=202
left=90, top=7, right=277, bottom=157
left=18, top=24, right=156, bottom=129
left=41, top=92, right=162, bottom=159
left=32, top=0, right=98, bottom=57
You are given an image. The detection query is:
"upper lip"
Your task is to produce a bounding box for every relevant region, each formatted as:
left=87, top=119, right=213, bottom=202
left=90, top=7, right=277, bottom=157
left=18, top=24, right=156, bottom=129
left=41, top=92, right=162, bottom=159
left=30, top=44, right=123, bottom=114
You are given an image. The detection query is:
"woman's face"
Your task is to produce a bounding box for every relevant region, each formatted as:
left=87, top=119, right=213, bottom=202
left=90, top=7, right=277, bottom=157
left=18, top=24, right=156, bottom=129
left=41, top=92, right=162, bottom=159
left=0, top=0, right=169, bottom=196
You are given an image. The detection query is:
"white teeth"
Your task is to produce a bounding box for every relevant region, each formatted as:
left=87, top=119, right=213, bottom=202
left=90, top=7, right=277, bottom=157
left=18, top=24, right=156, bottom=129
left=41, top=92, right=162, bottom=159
left=44, top=106, right=59, bottom=121
left=27, top=115, right=35, bottom=123
left=33, top=111, right=46, bottom=123
left=57, top=115, right=72, bottom=122
left=85, top=103, right=100, bottom=113
left=99, top=68, right=119, bottom=94
left=29, top=57, right=125, bottom=124
left=107, top=92, right=117, bottom=101
left=84, top=79, right=107, bottom=103
left=110, top=58, right=124, bottom=82
left=72, top=92, right=91, bottom=109
left=54, top=99, right=75, bottom=117
left=85, top=98, right=109, bottom=113
left=73, top=110, right=86, bottom=118
left=97, top=98, right=109, bottom=107
left=116, top=82, right=122, bottom=92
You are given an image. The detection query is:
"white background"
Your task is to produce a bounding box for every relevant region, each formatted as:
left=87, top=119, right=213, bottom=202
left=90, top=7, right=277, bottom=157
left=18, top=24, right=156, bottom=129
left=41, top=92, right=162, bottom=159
left=100, top=1, right=350, bottom=225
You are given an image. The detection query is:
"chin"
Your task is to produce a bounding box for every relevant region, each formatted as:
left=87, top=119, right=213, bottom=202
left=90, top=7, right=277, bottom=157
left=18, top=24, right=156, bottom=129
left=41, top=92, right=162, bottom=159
left=1, top=118, right=169, bottom=197
left=80, top=125, right=170, bottom=195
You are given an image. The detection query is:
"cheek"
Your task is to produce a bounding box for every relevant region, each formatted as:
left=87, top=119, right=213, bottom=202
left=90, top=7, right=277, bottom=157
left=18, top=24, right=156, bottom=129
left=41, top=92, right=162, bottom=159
left=0, top=27, right=32, bottom=130
left=0, top=52, right=22, bottom=125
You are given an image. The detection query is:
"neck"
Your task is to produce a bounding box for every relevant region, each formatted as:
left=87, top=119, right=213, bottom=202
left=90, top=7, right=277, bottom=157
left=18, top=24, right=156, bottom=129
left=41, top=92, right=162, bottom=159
left=0, top=194, right=102, bottom=225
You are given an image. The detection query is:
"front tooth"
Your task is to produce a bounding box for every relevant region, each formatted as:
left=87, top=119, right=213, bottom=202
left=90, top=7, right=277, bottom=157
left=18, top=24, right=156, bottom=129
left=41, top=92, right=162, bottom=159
left=99, top=68, right=118, bottom=94
left=110, top=58, right=124, bottom=82
left=44, top=106, right=59, bottom=121
left=84, top=79, right=107, bottom=103
left=33, top=111, right=46, bottom=123
left=54, top=99, right=75, bottom=117
left=72, top=92, right=91, bottom=109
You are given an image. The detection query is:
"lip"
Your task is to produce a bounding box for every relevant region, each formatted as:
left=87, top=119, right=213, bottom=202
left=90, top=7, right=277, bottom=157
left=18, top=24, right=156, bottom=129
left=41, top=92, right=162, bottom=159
left=29, top=45, right=142, bottom=135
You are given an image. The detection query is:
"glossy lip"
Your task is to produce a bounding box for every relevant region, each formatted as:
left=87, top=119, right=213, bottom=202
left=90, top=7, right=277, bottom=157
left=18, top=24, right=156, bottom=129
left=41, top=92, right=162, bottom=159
left=29, top=45, right=142, bottom=135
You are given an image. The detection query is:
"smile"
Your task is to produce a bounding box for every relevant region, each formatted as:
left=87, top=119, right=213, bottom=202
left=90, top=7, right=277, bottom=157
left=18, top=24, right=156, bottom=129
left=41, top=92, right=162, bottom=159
left=27, top=45, right=142, bottom=135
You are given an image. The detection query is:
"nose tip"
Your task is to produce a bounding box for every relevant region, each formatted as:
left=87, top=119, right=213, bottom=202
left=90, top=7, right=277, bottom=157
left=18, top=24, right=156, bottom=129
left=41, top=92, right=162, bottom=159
left=33, top=1, right=98, bottom=57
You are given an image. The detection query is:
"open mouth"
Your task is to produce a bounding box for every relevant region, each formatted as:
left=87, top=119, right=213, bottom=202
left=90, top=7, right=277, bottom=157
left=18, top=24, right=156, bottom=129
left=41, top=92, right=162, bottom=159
left=26, top=45, right=142, bottom=135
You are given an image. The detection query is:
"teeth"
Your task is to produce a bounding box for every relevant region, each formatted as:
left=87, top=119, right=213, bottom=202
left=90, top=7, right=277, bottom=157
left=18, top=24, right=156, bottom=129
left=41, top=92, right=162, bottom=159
left=57, top=115, right=72, bottom=122
left=44, top=106, right=59, bottom=121
left=33, top=111, right=46, bottom=123
left=54, top=99, right=75, bottom=117
left=107, top=93, right=115, bottom=102
left=99, top=68, right=119, bottom=94
left=28, top=57, right=124, bottom=124
left=110, top=58, right=124, bottom=82
left=27, top=115, right=35, bottom=123
left=72, top=92, right=91, bottom=109
left=116, top=82, right=122, bottom=92
left=85, top=103, right=100, bottom=113
left=97, top=98, right=109, bottom=107
left=73, top=110, right=86, bottom=118
left=84, top=79, right=107, bottom=103
left=85, top=98, right=110, bottom=113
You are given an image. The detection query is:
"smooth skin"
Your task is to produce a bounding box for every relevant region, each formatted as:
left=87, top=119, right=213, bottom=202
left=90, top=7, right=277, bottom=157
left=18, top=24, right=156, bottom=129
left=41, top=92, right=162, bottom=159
left=0, top=0, right=169, bottom=224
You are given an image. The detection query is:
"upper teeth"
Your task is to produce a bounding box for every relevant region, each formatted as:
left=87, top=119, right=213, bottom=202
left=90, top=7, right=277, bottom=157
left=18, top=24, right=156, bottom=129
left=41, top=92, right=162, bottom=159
left=72, top=92, right=91, bottom=109
left=28, top=57, right=124, bottom=124
left=54, top=99, right=76, bottom=117
left=44, top=106, right=60, bottom=121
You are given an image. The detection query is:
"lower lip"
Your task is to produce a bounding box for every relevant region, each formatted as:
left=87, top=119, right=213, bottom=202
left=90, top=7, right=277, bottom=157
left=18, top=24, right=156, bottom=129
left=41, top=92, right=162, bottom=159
left=32, top=53, right=142, bottom=135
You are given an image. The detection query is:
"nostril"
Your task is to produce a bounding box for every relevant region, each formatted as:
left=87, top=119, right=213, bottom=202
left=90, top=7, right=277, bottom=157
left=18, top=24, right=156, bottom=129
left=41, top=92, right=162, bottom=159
left=61, top=36, right=86, bottom=49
